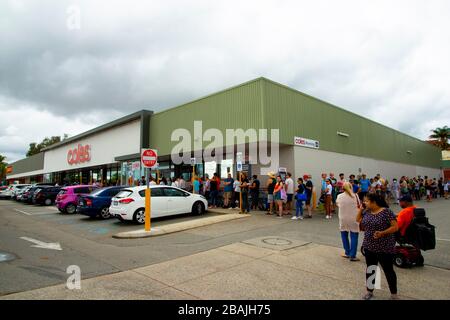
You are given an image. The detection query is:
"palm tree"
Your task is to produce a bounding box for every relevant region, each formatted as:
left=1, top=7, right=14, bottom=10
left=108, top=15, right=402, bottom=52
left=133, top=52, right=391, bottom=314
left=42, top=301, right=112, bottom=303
left=429, top=126, right=450, bottom=151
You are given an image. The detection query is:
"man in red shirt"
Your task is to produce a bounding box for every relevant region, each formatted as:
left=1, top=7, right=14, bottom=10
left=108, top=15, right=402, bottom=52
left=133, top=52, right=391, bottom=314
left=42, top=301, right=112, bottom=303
left=396, top=195, right=416, bottom=237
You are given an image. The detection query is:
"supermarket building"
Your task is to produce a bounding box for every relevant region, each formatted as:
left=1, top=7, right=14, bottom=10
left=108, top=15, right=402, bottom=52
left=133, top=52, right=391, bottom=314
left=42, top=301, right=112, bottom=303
left=6, top=78, right=443, bottom=187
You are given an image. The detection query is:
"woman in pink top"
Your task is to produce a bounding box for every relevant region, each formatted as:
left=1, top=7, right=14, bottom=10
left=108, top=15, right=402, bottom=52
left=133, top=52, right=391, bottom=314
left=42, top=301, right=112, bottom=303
left=273, top=176, right=285, bottom=218
left=336, top=182, right=361, bottom=261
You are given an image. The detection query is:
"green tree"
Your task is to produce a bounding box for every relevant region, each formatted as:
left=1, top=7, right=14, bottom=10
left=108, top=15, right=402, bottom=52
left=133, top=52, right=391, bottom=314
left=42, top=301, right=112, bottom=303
left=26, top=134, right=69, bottom=157
left=429, top=126, right=450, bottom=151
left=0, top=154, right=7, bottom=184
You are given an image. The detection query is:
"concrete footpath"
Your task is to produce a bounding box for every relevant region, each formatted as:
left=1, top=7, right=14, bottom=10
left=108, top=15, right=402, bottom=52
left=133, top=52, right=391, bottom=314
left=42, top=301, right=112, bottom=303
left=113, top=212, right=250, bottom=238
left=2, top=238, right=449, bottom=300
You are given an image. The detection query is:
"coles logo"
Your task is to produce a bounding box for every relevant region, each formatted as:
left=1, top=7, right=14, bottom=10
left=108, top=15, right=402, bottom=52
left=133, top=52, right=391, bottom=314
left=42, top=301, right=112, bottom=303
left=295, top=137, right=306, bottom=146
left=67, top=144, right=91, bottom=165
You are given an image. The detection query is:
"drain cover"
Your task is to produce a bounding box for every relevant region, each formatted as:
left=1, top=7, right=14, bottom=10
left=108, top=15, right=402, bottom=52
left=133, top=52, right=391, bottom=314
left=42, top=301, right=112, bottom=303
left=0, top=252, right=16, bottom=262
left=262, top=238, right=293, bottom=246
left=242, top=236, right=310, bottom=251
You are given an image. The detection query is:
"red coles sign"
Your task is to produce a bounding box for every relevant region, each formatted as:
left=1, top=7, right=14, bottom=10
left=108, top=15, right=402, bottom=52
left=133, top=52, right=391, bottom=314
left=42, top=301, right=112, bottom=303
left=67, top=144, right=91, bottom=165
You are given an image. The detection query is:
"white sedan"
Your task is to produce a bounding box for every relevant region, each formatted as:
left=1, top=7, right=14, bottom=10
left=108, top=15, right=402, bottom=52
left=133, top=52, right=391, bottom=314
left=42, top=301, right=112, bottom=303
left=109, top=185, right=208, bottom=224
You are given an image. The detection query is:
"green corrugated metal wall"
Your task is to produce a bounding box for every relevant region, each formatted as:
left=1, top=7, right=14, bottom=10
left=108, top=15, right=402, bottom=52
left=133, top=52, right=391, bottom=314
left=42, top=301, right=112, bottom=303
left=149, top=77, right=441, bottom=168
left=149, top=79, right=264, bottom=156
left=261, top=78, right=441, bottom=167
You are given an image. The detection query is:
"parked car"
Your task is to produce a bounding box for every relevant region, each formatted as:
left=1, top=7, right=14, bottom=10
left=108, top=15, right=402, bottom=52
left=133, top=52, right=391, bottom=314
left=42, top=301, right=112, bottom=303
left=0, top=184, right=31, bottom=200
left=21, top=186, right=52, bottom=204
left=0, top=186, right=8, bottom=191
left=15, top=186, right=32, bottom=201
left=109, top=185, right=208, bottom=224
left=56, top=185, right=99, bottom=214
left=33, top=186, right=62, bottom=205
left=77, top=186, right=127, bottom=219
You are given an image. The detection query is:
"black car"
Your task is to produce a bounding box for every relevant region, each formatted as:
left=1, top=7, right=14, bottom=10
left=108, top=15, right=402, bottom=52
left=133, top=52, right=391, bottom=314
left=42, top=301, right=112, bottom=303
left=33, top=186, right=62, bottom=205
left=22, top=186, right=52, bottom=204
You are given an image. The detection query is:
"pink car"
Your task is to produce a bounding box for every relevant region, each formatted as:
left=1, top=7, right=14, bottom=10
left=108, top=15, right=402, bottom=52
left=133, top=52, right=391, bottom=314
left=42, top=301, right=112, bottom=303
left=56, top=185, right=98, bottom=214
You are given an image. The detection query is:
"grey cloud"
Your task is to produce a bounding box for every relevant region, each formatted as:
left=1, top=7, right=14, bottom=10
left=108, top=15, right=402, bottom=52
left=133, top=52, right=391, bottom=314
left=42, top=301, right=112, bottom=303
left=0, top=0, right=449, bottom=163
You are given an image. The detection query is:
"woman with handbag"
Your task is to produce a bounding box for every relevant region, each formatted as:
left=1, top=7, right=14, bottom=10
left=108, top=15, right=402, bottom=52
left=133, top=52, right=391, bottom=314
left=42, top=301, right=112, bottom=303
left=336, top=182, right=361, bottom=261
left=293, top=178, right=306, bottom=220
left=273, top=175, right=285, bottom=218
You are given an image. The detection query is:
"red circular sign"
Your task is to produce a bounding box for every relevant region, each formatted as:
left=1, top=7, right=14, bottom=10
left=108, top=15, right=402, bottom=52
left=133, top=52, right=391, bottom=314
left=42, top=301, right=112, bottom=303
left=141, top=149, right=157, bottom=168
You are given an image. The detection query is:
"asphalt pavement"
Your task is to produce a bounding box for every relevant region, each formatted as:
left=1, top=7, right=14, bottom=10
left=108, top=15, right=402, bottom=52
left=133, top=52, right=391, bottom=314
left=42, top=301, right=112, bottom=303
left=0, top=196, right=449, bottom=298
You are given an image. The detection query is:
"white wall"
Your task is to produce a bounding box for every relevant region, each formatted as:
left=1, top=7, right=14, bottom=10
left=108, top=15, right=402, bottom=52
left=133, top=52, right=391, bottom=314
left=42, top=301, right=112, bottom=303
left=43, top=120, right=140, bottom=173
left=293, top=146, right=441, bottom=189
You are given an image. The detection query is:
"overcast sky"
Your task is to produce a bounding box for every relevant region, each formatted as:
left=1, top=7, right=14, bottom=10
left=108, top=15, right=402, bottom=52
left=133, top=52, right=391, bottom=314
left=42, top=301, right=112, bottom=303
left=1, top=0, right=449, bottom=163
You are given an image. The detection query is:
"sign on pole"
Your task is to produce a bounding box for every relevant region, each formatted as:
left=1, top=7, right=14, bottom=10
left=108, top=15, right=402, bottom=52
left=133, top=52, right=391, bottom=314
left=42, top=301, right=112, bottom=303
left=236, top=152, right=243, bottom=172
left=141, top=149, right=158, bottom=232
left=141, top=149, right=158, bottom=168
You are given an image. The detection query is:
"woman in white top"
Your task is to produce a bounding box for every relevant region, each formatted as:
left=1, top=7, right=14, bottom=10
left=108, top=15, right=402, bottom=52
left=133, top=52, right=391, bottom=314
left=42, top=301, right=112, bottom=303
left=336, top=182, right=361, bottom=261
left=325, top=179, right=333, bottom=219
left=444, top=180, right=449, bottom=200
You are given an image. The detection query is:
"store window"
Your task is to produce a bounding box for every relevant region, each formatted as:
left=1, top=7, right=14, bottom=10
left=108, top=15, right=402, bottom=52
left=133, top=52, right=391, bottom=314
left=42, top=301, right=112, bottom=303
left=204, top=161, right=217, bottom=179
left=220, top=159, right=233, bottom=178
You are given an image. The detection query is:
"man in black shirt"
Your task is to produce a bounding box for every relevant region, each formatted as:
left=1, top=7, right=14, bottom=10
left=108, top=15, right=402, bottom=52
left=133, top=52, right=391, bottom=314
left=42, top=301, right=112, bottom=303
left=249, top=175, right=260, bottom=210
left=304, top=174, right=314, bottom=218
left=240, top=173, right=250, bottom=213
left=266, top=172, right=277, bottom=214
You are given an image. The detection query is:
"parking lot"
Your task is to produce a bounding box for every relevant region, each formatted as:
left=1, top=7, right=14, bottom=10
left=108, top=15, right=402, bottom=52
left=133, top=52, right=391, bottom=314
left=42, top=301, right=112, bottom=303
left=1, top=197, right=449, bottom=298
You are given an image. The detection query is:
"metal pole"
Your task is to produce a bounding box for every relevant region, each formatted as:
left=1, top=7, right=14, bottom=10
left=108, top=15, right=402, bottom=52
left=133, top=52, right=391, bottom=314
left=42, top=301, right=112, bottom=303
left=145, top=168, right=151, bottom=231
left=192, top=165, right=195, bottom=194
left=239, top=172, right=243, bottom=213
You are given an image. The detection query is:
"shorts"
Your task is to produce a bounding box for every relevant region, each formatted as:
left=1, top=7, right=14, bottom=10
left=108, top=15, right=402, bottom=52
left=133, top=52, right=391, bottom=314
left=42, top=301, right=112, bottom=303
left=287, top=194, right=293, bottom=202
left=224, top=191, right=232, bottom=201
left=267, top=194, right=274, bottom=203
left=274, top=192, right=282, bottom=201
left=305, top=194, right=312, bottom=206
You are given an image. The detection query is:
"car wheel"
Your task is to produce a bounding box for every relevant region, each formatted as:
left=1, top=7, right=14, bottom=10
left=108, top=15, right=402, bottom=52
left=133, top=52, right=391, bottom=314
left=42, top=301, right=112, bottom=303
left=192, top=201, right=205, bottom=215
left=66, top=204, right=76, bottom=214
left=44, top=199, right=52, bottom=206
left=394, top=254, right=408, bottom=268
left=416, top=255, right=424, bottom=267
left=133, top=208, right=146, bottom=224
left=99, top=207, right=111, bottom=219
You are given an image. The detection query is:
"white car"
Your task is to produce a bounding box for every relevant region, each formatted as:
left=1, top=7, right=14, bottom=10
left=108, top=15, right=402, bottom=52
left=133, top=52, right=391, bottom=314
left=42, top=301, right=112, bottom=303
left=0, top=184, right=31, bottom=199
left=15, top=186, right=32, bottom=201
left=109, top=185, right=208, bottom=224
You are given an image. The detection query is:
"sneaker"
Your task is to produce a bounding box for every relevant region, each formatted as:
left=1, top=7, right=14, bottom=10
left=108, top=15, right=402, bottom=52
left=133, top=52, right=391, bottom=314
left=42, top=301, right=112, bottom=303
left=299, top=216, right=304, bottom=220
left=228, top=207, right=234, bottom=210
left=325, top=215, right=330, bottom=219
left=362, top=292, right=374, bottom=300
left=291, top=216, right=298, bottom=220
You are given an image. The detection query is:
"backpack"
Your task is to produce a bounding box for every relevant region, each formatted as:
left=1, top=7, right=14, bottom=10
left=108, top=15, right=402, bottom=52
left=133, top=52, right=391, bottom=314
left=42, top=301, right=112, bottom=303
left=405, top=208, right=436, bottom=251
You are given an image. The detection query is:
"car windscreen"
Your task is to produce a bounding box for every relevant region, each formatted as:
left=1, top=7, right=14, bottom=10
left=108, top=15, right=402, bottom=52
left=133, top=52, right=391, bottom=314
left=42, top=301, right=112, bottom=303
left=115, top=190, right=133, bottom=198
left=74, top=187, right=95, bottom=194
left=58, top=189, right=68, bottom=195
left=90, top=188, right=105, bottom=197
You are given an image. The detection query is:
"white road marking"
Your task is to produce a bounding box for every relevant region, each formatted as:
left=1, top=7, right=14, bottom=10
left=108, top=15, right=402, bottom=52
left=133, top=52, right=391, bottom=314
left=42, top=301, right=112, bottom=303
left=28, top=212, right=56, bottom=215
left=437, top=238, right=450, bottom=242
left=14, top=208, right=57, bottom=215
left=14, top=209, right=31, bottom=215
left=20, top=237, right=62, bottom=250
